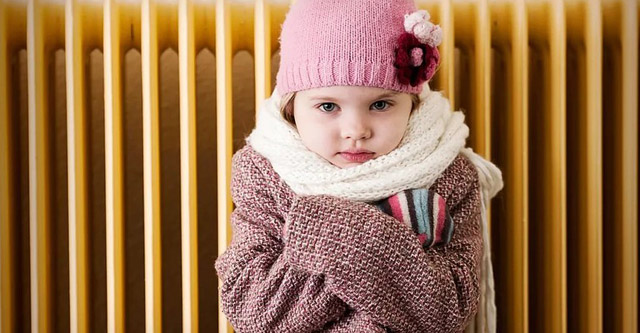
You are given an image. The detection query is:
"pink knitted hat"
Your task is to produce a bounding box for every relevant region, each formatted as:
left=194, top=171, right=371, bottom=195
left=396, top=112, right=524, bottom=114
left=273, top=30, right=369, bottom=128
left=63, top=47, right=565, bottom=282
left=276, top=0, right=442, bottom=95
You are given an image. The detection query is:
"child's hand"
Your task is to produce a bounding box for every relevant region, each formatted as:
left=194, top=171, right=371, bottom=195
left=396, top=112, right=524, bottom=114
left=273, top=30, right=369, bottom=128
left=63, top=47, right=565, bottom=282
left=374, top=188, right=454, bottom=249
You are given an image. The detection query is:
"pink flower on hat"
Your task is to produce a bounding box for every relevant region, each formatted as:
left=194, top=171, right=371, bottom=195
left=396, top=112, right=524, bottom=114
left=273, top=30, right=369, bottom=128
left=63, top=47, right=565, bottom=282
left=394, top=32, right=440, bottom=86
left=404, top=10, right=443, bottom=47
left=394, top=10, right=441, bottom=87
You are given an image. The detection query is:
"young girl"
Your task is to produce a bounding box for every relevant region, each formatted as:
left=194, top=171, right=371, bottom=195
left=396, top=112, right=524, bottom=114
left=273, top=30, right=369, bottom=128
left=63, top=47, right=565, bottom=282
left=215, top=0, right=503, bottom=332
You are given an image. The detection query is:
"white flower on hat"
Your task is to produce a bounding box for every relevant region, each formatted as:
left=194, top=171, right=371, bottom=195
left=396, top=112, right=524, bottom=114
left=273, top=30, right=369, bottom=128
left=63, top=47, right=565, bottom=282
left=404, top=10, right=443, bottom=48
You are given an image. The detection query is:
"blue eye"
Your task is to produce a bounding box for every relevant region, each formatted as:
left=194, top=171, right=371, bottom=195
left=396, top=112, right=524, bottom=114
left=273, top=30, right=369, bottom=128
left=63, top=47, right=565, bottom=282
left=371, top=101, right=389, bottom=111
left=319, top=103, right=337, bottom=112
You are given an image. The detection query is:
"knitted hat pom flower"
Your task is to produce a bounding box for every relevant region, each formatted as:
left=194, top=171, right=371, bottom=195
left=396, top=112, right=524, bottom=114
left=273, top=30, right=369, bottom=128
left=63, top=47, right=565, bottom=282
left=395, top=10, right=442, bottom=86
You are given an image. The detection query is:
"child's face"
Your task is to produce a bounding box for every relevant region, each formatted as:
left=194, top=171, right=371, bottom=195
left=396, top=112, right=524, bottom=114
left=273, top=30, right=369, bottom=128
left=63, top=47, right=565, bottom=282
left=293, top=86, right=413, bottom=168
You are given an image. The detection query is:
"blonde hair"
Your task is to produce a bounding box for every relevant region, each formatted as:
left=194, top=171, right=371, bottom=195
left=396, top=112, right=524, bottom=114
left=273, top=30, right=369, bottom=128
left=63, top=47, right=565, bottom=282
left=280, top=93, right=297, bottom=125
left=279, top=92, right=421, bottom=125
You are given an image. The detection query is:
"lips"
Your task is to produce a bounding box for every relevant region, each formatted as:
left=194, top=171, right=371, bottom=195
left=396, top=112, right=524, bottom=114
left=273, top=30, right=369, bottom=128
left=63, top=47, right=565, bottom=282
left=339, top=150, right=375, bottom=163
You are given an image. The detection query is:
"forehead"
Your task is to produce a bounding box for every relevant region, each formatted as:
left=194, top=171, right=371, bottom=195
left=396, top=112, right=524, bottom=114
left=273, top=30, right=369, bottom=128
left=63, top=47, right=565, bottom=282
left=296, top=86, right=400, bottom=102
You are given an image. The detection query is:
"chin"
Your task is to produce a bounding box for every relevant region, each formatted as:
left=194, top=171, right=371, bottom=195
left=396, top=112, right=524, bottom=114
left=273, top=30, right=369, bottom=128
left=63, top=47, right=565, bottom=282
left=335, top=161, right=361, bottom=169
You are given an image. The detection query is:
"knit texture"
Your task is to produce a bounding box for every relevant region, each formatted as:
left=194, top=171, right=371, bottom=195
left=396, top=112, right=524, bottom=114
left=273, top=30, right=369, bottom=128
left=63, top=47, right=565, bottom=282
left=375, top=188, right=455, bottom=249
left=276, top=0, right=441, bottom=95
left=214, top=145, right=483, bottom=333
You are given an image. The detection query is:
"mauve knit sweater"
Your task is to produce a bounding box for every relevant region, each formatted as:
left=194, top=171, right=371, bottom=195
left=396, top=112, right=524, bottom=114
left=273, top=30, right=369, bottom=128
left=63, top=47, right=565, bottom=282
left=214, top=145, right=483, bottom=333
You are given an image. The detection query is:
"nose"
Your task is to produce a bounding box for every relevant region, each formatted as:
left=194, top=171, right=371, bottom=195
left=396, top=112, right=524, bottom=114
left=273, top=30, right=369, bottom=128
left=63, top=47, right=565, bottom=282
left=340, top=111, right=371, bottom=140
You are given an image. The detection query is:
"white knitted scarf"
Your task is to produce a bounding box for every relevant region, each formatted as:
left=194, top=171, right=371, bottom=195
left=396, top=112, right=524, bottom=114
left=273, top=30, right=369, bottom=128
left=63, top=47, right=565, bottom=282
left=248, top=86, right=503, bottom=333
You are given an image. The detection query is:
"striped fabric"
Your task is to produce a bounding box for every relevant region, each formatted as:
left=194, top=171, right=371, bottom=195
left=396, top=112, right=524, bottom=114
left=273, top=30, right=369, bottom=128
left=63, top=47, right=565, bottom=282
left=375, top=188, right=454, bottom=249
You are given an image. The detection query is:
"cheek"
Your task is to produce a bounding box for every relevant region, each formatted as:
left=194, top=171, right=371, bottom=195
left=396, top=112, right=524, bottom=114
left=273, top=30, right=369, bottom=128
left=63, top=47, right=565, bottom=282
left=379, top=113, right=411, bottom=150
left=387, top=112, right=411, bottom=137
left=388, top=125, right=407, bottom=146
left=295, top=112, right=316, bottom=135
left=298, top=123, right=320, bottom=142
left=294, top=114, right=333, bottom=150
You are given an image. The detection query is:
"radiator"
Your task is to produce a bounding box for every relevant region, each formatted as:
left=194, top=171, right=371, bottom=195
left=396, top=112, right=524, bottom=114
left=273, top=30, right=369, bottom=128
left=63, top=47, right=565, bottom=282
left=0, top=0, right=637, bottom=332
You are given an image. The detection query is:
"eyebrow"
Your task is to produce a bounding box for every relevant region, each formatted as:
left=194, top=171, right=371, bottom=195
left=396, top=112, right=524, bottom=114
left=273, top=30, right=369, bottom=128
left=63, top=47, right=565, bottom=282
left=308, top=92, right=400, bottom=102
left=374, top=92, right=400, bottom=99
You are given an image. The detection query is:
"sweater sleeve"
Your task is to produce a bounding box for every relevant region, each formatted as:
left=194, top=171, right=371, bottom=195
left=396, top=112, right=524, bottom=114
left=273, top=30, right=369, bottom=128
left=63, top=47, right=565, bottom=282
left=214, top=149, right=349, bottom=333
left=282, top=164, right=482, bottom=333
